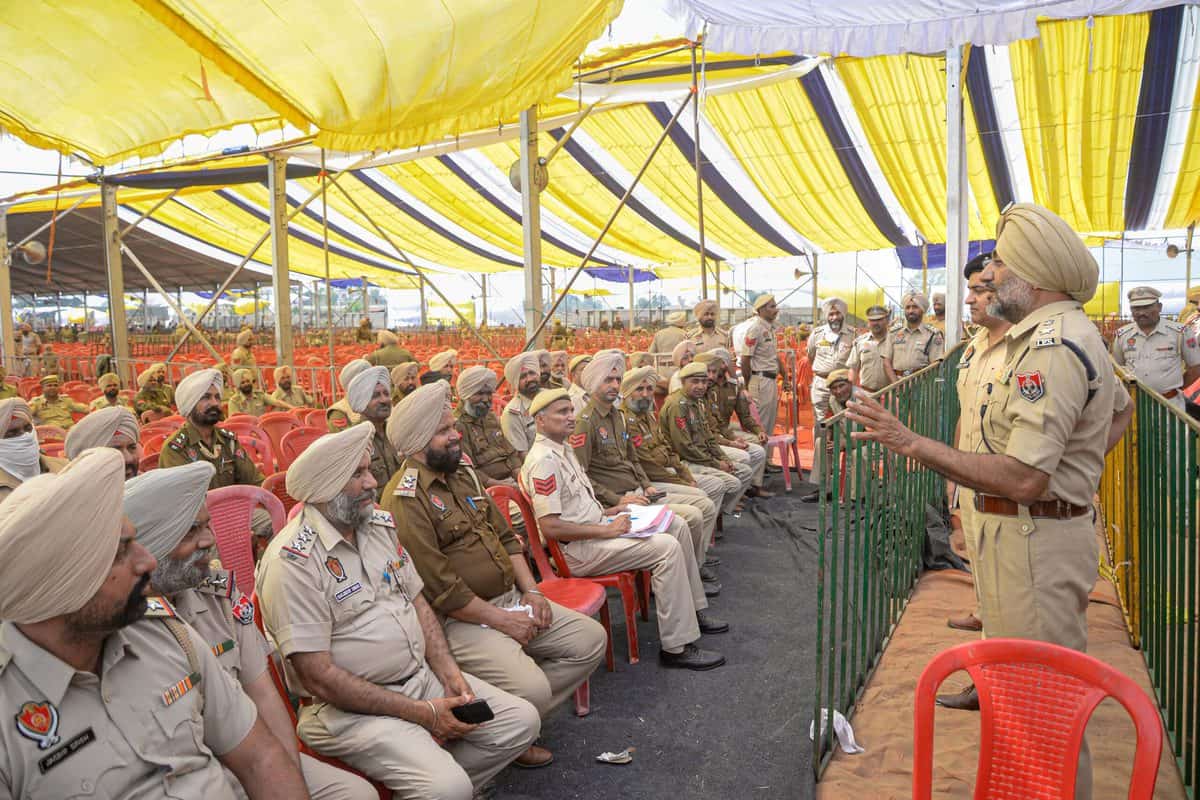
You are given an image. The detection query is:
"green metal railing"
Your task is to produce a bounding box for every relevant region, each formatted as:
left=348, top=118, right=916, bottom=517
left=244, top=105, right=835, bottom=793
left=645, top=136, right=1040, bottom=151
left=811, top=348, right=962, bottom=775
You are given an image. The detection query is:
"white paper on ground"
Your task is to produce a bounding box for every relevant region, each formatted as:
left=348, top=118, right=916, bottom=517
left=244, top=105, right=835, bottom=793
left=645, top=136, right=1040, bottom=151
left=808, top=708, right=865, bottom=754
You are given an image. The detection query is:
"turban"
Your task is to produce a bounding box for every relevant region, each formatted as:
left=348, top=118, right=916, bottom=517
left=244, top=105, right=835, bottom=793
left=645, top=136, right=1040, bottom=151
left=695, top=352, right=719, bottom=365
left=529, top=387, right=570, bottom=417
left=39, top=374, right=59, bottom=387
left=994, top=202, right=1098, bottom=303
left=821, top=297, right=847, bottom=315
left=629, top=351, right=652, bottom=368
left=346, top=366, right=390, bottom=413
left=708, top=347, right=734, bottom=369
left=754, top=294, right=776, bottom=311
left=1186, top=285, right=1200, bottom=303
left=125, top=461, right=215, bottom=562
left=65, top=406, right=140, bottom=459
left=98, top=372, right=120, bottom=389
left=568, top=354, right=592, bottom=375
left=504, top=353, right=539, bottom=388
left=551, top=350, right=568, bottom=360
left=677, top=361, right=707, bottom=381
left=0, top=398, right=32, bottom=432
left=378, top=330, right=399, bottom=346
left=136, top=367, right=155, bottom=389
left=666, top=311, right=687, bottom=326
left=531, top=349, right=550, bottom=366
left=233, top=368, right=255, bottom=385
left=236, top=329, right=253, bottom=347
left=932, top=292, right=945, bottom=303
left=429, top=350, right=457, bottom=372
left=457, top=365, right=497, bottom=399
left=621, top=366, right=657, bottom=394
left=827, top=368, right=851, bottom=386
left=0, top=448, right=125, bottom=624
left=391, top=362, right=419, bottom=384
left=287, top=423, right=375, bottom=504
left=387, top=381, right=452, bottom=456
left=901, top=292, right=929, bottom=312
left=273, top=365, right=291, bottom=383
left=579, top=351, right=626, bottom=395
left=694, top=299, right=717, bottom=317
left=176, top=368, right=222, bottom=418
left=671, top=340, right=694, bottom=366
left=339, top=359, right=371, bottom=392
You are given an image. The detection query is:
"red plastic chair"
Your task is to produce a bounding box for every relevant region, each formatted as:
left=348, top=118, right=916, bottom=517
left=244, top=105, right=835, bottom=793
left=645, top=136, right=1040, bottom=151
left=35, top=425, right=67, bottom=443
left=138, top=451, right=159, bottom=472
left=487, top=485, right=611, bottom=715
left=303, top=408, right=327, bottom=428
left=207, top=485, right=286, bottom=597
left=40, top=441, right=65, bottom=458
left=278, top=427, right=326, bottom=470
left=259, top=412, right=302, bottom=460
left=140, top=431, right=170, bottom=456
left=262, top=471, right=299, bottom=515
left=913, top=639, right=1163, bottom=800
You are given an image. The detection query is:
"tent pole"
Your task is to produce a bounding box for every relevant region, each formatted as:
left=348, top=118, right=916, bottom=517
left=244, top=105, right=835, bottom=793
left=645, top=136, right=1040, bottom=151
left=811, top=253, right=819, bottom=324
left=56, top=293, right=62, bottom=332
left=481, top=274, right=488, bottom=328
left=0, top=211, right=12, bottom=373
left=144, top=289, right=150, bottom=330
left=520, top=106, right=546, bottom=348
left=944, top=46, right=968, bottom=348
left=8, top=194, right=92, bottom=251
left=628, top=265, right=635, bottom=335
left=120, top=243, right=224, bottom=364
left=921, top=242, right=928, bottom=294
left=691, top=42, right=707, bottom=301
left=321, top=151, right=335, bottom=375
left=267, top=154, right=295, bottom=370
left=360, top=275, right=369, bottom=325
left=101, top=182, right=132, bottom=387
left=1186, top=223, right=1194, bottom=292
left=118, top=189, right=179, bottom=240
left=419, top=275, right=428, bottom=329
left=82, top=289, right=89, bottom=333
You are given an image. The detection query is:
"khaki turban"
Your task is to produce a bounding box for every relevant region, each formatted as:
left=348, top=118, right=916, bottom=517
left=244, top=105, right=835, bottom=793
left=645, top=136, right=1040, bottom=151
left=629, top=351, right=652, bottom=368
left=821, top=297, right=848, bottom=315
left=671, top=340, right=694, bottom=365
left=677, top=361, right=708, bottom=380
left=901, top=292, right=929, bottom=312
left=98, top=373, right=120, bottom=390
left=236, top=329, right=253, bottom=347
left=0, top=448, right=125, bottom=624
left=125, top=461, right=215, bottom=562
left=932, top=292, right=945, bottom=304
left=504, top=353, right=539, bottom=388
left=346, top=365, right=390, bottom=413
left=287, top=423, right=375, bottom=504
left=550, top=350, right=568, bottom=361
left=176, top=368, right=222, bottom=418
left=378, top=330, right=399, bottom=346
left=529, top=387, right=570, bottom=416
left=457, top=365, right=497, bottom=399
left=666, top=311, right=687, bottom=326
left=339, top=359, right=371, bottom=392
left=391, top=362, right=419, bottom=384
left=580, top=351, right=626, bottom=395
left=0, top=398, right=33, bottom=432
left=568, top=354, right=592, bottom=374
left=695, top=352, right=719, bottom=365
left=233, top=368, right=255, bottom=385
left=754, top=294, right=776, bottom=311
left=709, top=347, right=734, bottom=369
left=827, top=368, right=851, bottom=386
left=429, top=350, right=457, bottom=372
left=994, top=202, right=1098, bottom=303
left=65, top=406, right=140, bottom=459
left=694, top=299, right=717, bottom=317
left=387, top=381, right=452, bottom=456
left=530, top=349, right=550, bottom=368
left=136, top=367, right=155, bottom=389
left=621, top=365, right=656, bottom=394
left=273, top=365, right=291, bottom=384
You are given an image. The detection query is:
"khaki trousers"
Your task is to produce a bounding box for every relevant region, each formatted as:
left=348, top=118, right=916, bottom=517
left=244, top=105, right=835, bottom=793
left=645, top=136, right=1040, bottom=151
left=688, top=463, right=745, bottom=514
left=563, top=521, right=705, bottom=651
left=810, top=374, right=831, bottom=423
left=228, top=752, right=378, bottom=800
left=650, top=481, right=718, bottom=557
left=443, top=589, right=606, bottom=717
left=748, top=374, right=780, bottom=436
left=721, top=441, right=766, bottom=487
left=298, top=668, right=539, bottom=800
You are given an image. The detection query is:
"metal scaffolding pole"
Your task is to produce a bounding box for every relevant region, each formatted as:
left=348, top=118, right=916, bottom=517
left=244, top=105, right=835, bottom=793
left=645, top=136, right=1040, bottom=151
left=1187, top=224, right=1195, bottom=292
left=120, top=244, right=224, bottom=364
left=691, top=42, right=708, bottom=300
left=944, top=46, right=968, bottom=347
left=418, top=275, right=428, bottom=328
left=0, top=212, right=12, bottom=372
left=811, top=253, right=819, bottom=323
left=520, top=106, right=545, bottom=347
left=101, top=183, right=132, bottom=385
left=627, top=265, right=635, bottom=333
left=480, top=274, right=488, bottom=327
left=268, top=156, right=295, bottom=369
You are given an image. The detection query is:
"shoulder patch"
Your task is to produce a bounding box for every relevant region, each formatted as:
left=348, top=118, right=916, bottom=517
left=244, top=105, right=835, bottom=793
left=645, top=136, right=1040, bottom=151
left=281, top=524, right=318, bottom=560
left=394, top=467, right=419, bottom=498
left=532, top=475, right=557, bottom=496
left=568, top=432, right=587, bottom=448
left=196, top=569, right=233, bottom=598
left=144, top=595, right=177, bottom=618
left=459, top=451, right=474, bottom=467
left=371, top=508, right=395, bottom=528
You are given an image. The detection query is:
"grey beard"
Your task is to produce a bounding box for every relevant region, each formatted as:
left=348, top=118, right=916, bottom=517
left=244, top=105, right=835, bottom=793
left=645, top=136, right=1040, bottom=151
left=628, top=397, right=652, bottom=414
left=987, top=274, right=1035, bottom=323
left=152, top=549, right=212, bottom=596
left=326, top=490, right=376, bottom=529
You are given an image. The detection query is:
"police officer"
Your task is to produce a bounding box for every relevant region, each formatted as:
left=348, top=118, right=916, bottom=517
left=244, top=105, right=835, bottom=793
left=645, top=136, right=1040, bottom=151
left=29, top=375, right=88, bottom=429
left=650, top=311, right=690, bottom=355
left=345, top=366, right=402, bottom=488
left=548, top=351, right=569, bottom=387
left=0, top=398, right=65, bottom=503
left=230, top=329, right=257, bottom=373
left=382, top=384, right=605, bottom=767
left=881, top=292, right=944, bottom=383
left=326, top=359, right=371, bottom=431
left=16, top=322, right=40, bottom=377
left=366, top=330, right=416, bottom=369
left=665, top=339, right=696, bottom=393
left=929, top=291, right=947, bottom=334
left=391, top=361, right=421, bottom=404
left=696, top=353, right=770, bottom=499
left=134, top=362, right=173, bottom=422
left=0, top=368, right=15, bottom=401
left=500, top=353, right=541, bottom=456
left=689, top=299, right=732, bottom=354
left=847, top=305, right=892, bottom=392
left=355, top=316, right=373, bottom=344
left=806, top=297, right=854, bottom=424
left=256, top=423, right=540, bottom=799
left=272, top=365, right=315, bottom=408
left=428, top=350, right=459, bottom=384
left=0, top=448, right=309, bottom=799
left=89, top=372, right=132, bottom=410
left=454, top=366, right=523, bottom=488
left=521, top=389, right=728, bottom=671
left=230, top=368, right=294, bottom=416
left=64, top=405, right=142, bottom=480
left=1112, top=286, right=1200, bottom=408
left=739, top=294, right=789, bottom=439
left=566, top=354, right=592, bottom=415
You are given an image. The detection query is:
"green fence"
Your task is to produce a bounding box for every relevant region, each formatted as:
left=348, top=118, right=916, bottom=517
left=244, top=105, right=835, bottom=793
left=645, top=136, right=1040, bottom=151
left=811, top=348, right=961, bottom=775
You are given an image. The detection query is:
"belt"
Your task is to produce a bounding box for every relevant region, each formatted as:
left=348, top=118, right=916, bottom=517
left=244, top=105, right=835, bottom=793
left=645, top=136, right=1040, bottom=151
left=973, top=493, right=1089, bottom=520
left=753, top=371, right=778, bottom=379
left=1163, top=388, right=1179, bottom=399
left=298, top=671, right=418, bottom=706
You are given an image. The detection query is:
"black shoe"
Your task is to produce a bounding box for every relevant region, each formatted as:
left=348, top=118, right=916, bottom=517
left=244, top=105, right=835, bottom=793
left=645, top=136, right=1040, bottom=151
left=703, top=555, right=721, bottom=568
left=936, top=685, right=979, bottom=711
left=699, top=564, right=719, bottom=582
left=659, top=642, right=726, bottom=671
left=799, top=491, right=830, bottom=504
left=697, top=610, right=730, bottom=634
left=764, top=464, right=783, bottom=474
left=702, top=580, right=722, bottom=597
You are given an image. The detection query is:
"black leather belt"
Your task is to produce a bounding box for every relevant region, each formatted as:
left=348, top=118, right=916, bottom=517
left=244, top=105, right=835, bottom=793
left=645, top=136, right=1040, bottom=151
left=973, top=493, right=1089, bottom=520
left=753, top=371, right=777, bottom=379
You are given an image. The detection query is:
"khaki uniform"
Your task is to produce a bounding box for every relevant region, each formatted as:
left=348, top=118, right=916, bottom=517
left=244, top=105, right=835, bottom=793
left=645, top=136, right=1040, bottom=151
left=0, top=384, right=16, bottom=400
left=454, top=407, right=522, bottom=483
left=382, top=460, right=605, bottom=717
left=705, top=381, right=767, bottom=488
left=1112, top=318, right=1200, bottom=404
left=366, top=345, right=416, bottom=369
left=28, top=395, right=87, bottom=429
left=0, top=616, right=256, bottom=799
left=687, top=325, right=733, bottom=354
left=814, top=394, right=868, bottom=500
left=847, top=332, right=891, bottom=392
left=17, top=332, right=40, bottom=377
left=881, top=323, right=944, bottom=376
left=228, top=389, right=280, bottom=417
left=568, top=383, right=588, bottom=416
left=658, top=391, right=750, bottom=514
left=256, top=507, right=538, bottom=800
left=39, top=353, right=59, bottom=378
left=649, top=324, right=689, bottom=355
left=520, top=434, right=705, bottom=651
left=355, top=325, right=373, bottom=344
left=88, top=394, right=133, bottom=412
left=500, top=394, right=536, bottom=454
left=229, top=346, right=256, bottom=372
left=160, top=422, right=265, bottom=488
left=742, top=316, right=781, bottom=436
left=0, top=454, right=65, bottom=504
left=368, top=424, right=403, bottom=489
left=134, top=385, right=173, bottom=419
left=273, top=384, right=315, bottom=408
left=325, top=399, right=360, bottom=432
left=807, top=323, right=855, bottom=422
left=574, top=399, right=717, bottom=560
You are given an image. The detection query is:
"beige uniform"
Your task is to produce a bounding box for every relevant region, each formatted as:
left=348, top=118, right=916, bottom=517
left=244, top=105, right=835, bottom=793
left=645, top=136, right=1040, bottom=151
left=846, top=332, right=890, bottom=392
left=88, top=395, right=133, bottom=412
left=658, top=391, right=750, bottom=514
left=687, top=325, right=733, bottom=354
left=256, top=507, right=539, bottom=800
left=229, top=347, right=256, bottom=372
left=806, top=323, right=854, bottom=423
left=567, top=383, right=588, bottom=417
left=325, top=399, right=360, bottom=432
left=742, top=315, right=781, bottom=436
left=880, top=323, right=944, bottom=377
left=649, top=324, right=689, bottom=355
left=382, top=460, right=605, bottom=717
left=273, top=384, right=315, bottom=408
left=500, top=394, right=537, bottom=454
left=520, top=434, right=706, bottom=651
left=17, top=332, right=40, bottom=377
left=705, top=380, right=768, bottom=488
left=228, top=389, right=280, bottom=418
left=0, top=616, right=256, bottom=799
left=1111, top=319, right=1200, bottom=404
left=28, top=395, right=87, bottom=429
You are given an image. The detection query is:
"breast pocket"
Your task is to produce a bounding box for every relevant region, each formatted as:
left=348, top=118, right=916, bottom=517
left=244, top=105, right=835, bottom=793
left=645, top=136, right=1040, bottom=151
left=26, top=735, right=129, bottom=800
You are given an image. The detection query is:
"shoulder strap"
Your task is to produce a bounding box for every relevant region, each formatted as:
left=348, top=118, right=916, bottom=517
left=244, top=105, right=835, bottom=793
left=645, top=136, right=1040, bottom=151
left=160, top=618, right=205, bottom=713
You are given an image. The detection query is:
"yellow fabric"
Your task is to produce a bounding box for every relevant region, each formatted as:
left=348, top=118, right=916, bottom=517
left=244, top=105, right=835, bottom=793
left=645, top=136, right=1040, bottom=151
left=1167, top=65, right=1200, bottom=227
left=1010, top=14, right=1149, bottom=235
left=821, top=286, right=886, bottom=320
left=1082, top=281, right=1123, bottom=317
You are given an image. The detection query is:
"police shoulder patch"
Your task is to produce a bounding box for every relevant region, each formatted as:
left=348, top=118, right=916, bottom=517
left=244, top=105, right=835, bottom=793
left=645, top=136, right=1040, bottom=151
left=394, top=467, right=419, bottom=498
left=371, top=508, right=395, bottom=528
left=144, top=596, right=177, bottom=618
left=281, top=524, right=318, bottom=560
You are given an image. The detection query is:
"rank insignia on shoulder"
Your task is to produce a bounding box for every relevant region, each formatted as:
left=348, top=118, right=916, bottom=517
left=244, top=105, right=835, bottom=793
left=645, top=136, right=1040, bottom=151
left=161, top=672, right=201, bottom=706
left=231, top=593, right=255, bottom=625
left=144, top=596, right=177, bottom=618
left=395, top=468, right=419, bottom=498
left=568, top=432, right=586, bottom=448
left=281, top=525, right=317, bottom=560
left=370, top=508, right=395, bottom=528
left=197, top=570, right=232, bottom=598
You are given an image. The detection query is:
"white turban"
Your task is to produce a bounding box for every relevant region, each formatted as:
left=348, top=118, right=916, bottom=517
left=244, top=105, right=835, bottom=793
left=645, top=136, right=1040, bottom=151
left=346, top=366, right=391, bottom=414
left=339, top=359, right=371, bottom=392
left=901, top=292, right=930, bottom=312
left=0, top=433, right=40, bottom=484
left=580, top=351, right=626, bottom=395
left=287, top=422, right=375, bottom=504
left=821, top=297, right=848, bottom=315
left=0, top=398, right=32, bottom=433
left=0, top=448, right=125, bottom=623
left=125, top=461, right=215, bottom=562
left=65, top=406, right=140, bottom=459
left=429, top=350, right=457, bottom=372
left=708, top=347, right=734, bottom=369
left=666, top=311, right=687, bottom=326
left=175, top=368, right=222, bottom=418
left=504, top=353, right=539, bottom=389
left=457, top=365, right=497, bottom=399
left=391, top=362, right=419, bottom=384
left=387, top=381, right=452, bottom=456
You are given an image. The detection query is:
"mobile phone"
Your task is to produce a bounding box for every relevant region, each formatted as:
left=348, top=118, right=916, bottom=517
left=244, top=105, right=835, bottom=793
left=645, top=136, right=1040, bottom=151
left=451, top=698, right=495, bottom=724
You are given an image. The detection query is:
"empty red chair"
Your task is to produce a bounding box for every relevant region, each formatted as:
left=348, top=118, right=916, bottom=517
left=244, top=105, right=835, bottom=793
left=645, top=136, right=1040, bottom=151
left=140, top=431, right=170, bottom=456
left=207, top=485, right=286, bottom=597
left=138, top=451, right=159, bottom=472
left=35, top=425, right=67, bottom=443
left=913, top=639, right=1163, bottom=800
left=259, top=412, right=302, bottom=461
left=303, top=408, right=327, bottom=428
left=262, top=471, right=299, bottom=515
left=278, top=427, right=326, bottom=470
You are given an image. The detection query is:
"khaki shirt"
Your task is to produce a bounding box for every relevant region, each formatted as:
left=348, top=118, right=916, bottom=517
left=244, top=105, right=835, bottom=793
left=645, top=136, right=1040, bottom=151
left=365, top=345, right=415, bottom=369
left=227, top=390, right=276, bottom=418
left=325, top=399, right=360, bottom=432
left=620, top=402, right=695, bottom=485
left=273, top=385, right=314, bottom=408
left=0, top=384, right=16, bottom=401
left=707, top=379, right=763, bottom=438
left=454, top=408, right=522, bottom=482
left=954, top=328, right=1009, bottom=454
left=649, top=325, right=689, bottom=355
left=0, top=454, right=65, bottom=504
left=0, top=616, right=256, bottom=800
left=687, top=325, right=732, bottom=354
left=159, top=422, right=265, bottom=488
left=743, top=316, right=779, bottom=373
left=18, top=332, right=40, bottom=356
left=229, top=347, right=256, bottom=371
left=658, top=391, right=724, bottom=467
left=521, top=434, right=605, bottom=525
left=1111, top=318, right=1200, bottom=393
left=807, top=324, right=854, bottom=377
left=88, top=395, right=132, bottom=412
left=983, top=300, right=1116, bottom=508
left=256, top=506, right=425, bottom=697
left=369, top=424, right=403, bottom=489
left=847, top=332, right=890, bottom=392
left=383, top=459, right=522, bottom=613
left=500, top=394, right=536, bottom=453
left=573, top=399, right=650, bottom=506
left=168, top=569, right=269, bottom=687
left=568, top=383, right=588, bottom=416
left=134, top=385, right=173, bottom=417
left=881, top=323, right=945, bottom=376
left=28, top=395, right=87, bottom=429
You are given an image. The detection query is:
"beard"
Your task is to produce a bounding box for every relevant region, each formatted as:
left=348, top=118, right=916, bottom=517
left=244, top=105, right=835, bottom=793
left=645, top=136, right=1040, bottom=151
left=66, top=574, right=151, bottom=636
left=105, top=389, right=119, bottom=400
left=426, top=442, right=462, bottom=474
left=192, top=406, right=221, bottom=426
left=987, top=274, right=1035, bottom=323
left=628, top=397, right=652, bottom=414
left=151, top=549, right=211, bottom=596
left=239, top=385, right=253, bottom=396
left=466, top=401, right=490, bottom=418
left=325, top=488, right=376, bottom=529
left=520, top=382, right=541, bottom=399
left=700, top=318, right=715, bottom=329
left=539, top=371, right=551, bottom=384
left=279, top=380, right=292, bottom=391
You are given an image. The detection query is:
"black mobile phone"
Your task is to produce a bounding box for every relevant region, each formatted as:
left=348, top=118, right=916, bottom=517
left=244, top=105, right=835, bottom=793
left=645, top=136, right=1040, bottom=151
left=451, top=698, right=495, bottom=724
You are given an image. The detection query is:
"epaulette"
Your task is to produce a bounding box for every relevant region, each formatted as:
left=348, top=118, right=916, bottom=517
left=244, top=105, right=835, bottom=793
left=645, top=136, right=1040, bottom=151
left=1031, top=315, right=1063, bottom=349
left=371, top=508, right=395, bottom=528
left=281, top=523, right=318, bottom=561
left=1163, top=319, right=1184, bottom=332
left=196, top=568, right=234, bottom=599
left=1115, top=322, right=1136, bottom=336
left=394, top=467, right=419, bottom=498
left=144, top=595, right=178, bottom=618
left=218, top=427, right=238, bottom=441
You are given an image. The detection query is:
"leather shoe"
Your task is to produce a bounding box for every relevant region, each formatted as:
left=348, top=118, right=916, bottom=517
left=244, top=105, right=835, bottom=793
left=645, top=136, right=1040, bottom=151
left=703, top=555, right=721, bottom=567
left=799, top=491, right=831, bottom=503
left=936, top=685, right=979, bottom=711
left=513, top=744, right=554, bottom=769
left=699, top=564, right=719, bottom=582
left=748, top=486, right=775, bottom=499
left=764, top=464, right=783, bottom=474
left=697, top=610, right=730, bottom=634
left=703, top=580, right=722, bottom=597
left=659, top=642, right=726, bottom=671
left=947, top=613, right=983, bottom=632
